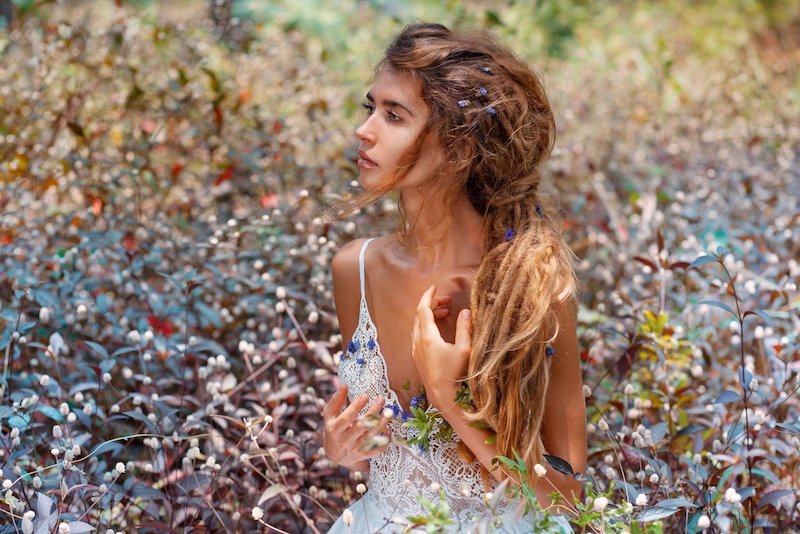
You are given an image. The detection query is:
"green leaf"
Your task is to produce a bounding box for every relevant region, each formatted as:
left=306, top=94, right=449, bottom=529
left=715, top=246, right=731, bottom=258
left=714, top=390, right=741, bottom=404
left=544, top=454, right=575, bottom=477
left=36, top=405, right=65, bottom=422
left=688, top=255, right=717, bottom=270
left=656, top=497, right=697, bottom=509
left=497, top=455, right=520, bottom=472
left=85, top=341, right=108, bottom=359
left=758, top=489, right=794, bottom=509
left=7, top=414, right=30, bottom=429
left=675, top=424, right=705, bottom=438
left=698, top=299, right=737, bottom=318
left=639, top=506, right=680, bottom=522
left=744, top=309, right=774, bottom=327
left=738, top=367, right=753, bottom=390
left=512, top=449, right=527, bottom=475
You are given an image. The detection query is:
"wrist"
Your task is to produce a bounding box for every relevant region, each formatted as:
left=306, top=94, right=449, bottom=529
left=346, top=459, right=370, bottom=476
left=428, top=384, right=459, bottom=413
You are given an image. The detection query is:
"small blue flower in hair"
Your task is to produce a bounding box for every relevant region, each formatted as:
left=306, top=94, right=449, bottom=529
left=478, top=87, right=488, bottom=97
left=504, top=228, right=515, bottom=241
left=535, top=204, right=544, bottom=218
left=457, top=99, right=469, bottom=108
left=486, top=106, right=497, bottom=116
left=546, top=345, right=556, bottom=356
left=480, top=66, right=493, bottom=74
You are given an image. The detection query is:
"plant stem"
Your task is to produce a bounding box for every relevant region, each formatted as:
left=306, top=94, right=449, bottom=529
left=720, top=261, right=755, bottom=528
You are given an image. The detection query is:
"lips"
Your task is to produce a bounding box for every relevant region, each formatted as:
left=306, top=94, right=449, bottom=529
left=358, top=150, right=378, bottom=169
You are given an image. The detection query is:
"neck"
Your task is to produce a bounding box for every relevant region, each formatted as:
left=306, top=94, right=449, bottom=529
left=394, top=182, right=485, bottom=272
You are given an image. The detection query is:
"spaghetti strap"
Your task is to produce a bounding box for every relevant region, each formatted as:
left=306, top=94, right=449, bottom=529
left=357, top=237, right=377, bottom=301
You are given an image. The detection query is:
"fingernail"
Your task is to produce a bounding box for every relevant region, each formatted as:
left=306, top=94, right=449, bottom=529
left=462, top=309, right=471, bottom=319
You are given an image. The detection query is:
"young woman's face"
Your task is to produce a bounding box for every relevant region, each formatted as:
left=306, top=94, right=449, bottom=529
left=355, top=68, right=444, bottom=192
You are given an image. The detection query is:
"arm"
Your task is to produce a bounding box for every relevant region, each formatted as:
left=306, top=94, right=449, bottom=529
left=422, top=294, right=586, bottom=514
left=538, top=298, right=587, bottom=510
left=323, top=239, right=389, bottom=475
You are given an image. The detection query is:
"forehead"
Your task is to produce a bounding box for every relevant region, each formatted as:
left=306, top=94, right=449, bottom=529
left=370, top=68, right=426, bottom=113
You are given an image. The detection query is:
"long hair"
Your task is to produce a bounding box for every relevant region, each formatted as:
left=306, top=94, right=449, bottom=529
left=331, top=22, right=580, bottom=487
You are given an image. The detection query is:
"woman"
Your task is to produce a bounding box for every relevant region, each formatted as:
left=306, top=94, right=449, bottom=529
left=323, top=22, right=587, bottom=533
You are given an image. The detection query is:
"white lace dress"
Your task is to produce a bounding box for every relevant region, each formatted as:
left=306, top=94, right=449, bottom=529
left=327, top=238, right=573, bottom=533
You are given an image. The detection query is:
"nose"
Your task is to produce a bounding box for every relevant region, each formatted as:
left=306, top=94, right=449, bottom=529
left=355, top=115, right=376, bottom=144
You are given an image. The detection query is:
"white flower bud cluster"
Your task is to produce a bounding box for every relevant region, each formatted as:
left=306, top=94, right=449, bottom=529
left=342, top=509, right=353, bottom=526
left=533, top=463, right=547, bottom=477
left=127, top=330, right=142, bottom=345
left=724, top=487, right=741, bottom=503
left=21, top=511, right=35, bottom=534
left=238, top=339, right=256, bottom=357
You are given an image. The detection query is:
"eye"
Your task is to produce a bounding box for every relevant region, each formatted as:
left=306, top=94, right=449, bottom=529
left=361, top=103, right=374, bottom=116
left=386, top=111, right=402, bottom=122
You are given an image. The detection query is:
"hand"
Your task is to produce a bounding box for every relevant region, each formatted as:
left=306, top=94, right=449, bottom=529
left=322, top=384, right=393, bottom=471
left=412, top=284, right=471, bottom=409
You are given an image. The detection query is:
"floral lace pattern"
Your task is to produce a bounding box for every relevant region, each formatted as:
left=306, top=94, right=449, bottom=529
left=331, top=238, right=589, bottom=534
left=336, top=238, right=494, bottom=529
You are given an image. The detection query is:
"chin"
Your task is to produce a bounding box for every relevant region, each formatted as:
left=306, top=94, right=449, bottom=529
left=358, top=172, right=391, bottom=193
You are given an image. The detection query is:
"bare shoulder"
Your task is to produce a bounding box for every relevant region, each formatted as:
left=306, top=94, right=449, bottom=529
left=331, top=237, right=373, bottom=351
left=331, top=237, right=371, bottom=279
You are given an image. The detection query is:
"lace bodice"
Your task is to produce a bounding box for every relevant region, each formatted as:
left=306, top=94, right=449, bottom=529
left=335, top=238, right=539, bottom=532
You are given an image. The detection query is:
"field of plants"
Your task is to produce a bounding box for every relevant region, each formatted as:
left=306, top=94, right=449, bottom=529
left=0, top=0, right=798, bottom=532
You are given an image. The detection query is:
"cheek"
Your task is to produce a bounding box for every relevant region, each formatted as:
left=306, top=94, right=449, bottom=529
left=414, top=138, right=446, bottom=172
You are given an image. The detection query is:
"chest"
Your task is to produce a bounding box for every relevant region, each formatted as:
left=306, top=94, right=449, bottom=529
left=365, top=272, right=473, bottom=403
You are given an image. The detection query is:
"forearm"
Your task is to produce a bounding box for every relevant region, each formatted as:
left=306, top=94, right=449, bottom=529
left=435, top=391, right=582, bottom=515
left=435, top=392, right=506, bottom=483
left=344, top=459, right=370, bottom=477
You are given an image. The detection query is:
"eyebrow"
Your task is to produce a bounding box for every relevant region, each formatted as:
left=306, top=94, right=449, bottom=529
left=366, top=92, right=416, bottom=117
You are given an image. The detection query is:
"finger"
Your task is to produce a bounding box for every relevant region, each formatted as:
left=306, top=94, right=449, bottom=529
left=371, top=407, right=394, bottom=435
left=416, top=284, right=436, bottom=312
left=359, top=432, right=392, bottom=455
left=359, top=396, right=387, bottom=426
left=344, top=398, right=386, bottom=445
left=454, top=308, right=472, bottom=354
left=358, top=412, right=394, bottom=454
left=432, top=307, right=451, bottom=319
left=331, top=394, right=370, bottom=433
left=412, top=315, right=420, bottom=349
left=431, top=295, right=451, bottom=308
left=416, top=285, right=440, bottom=338
left=322, top=384, right=348, bottom=419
